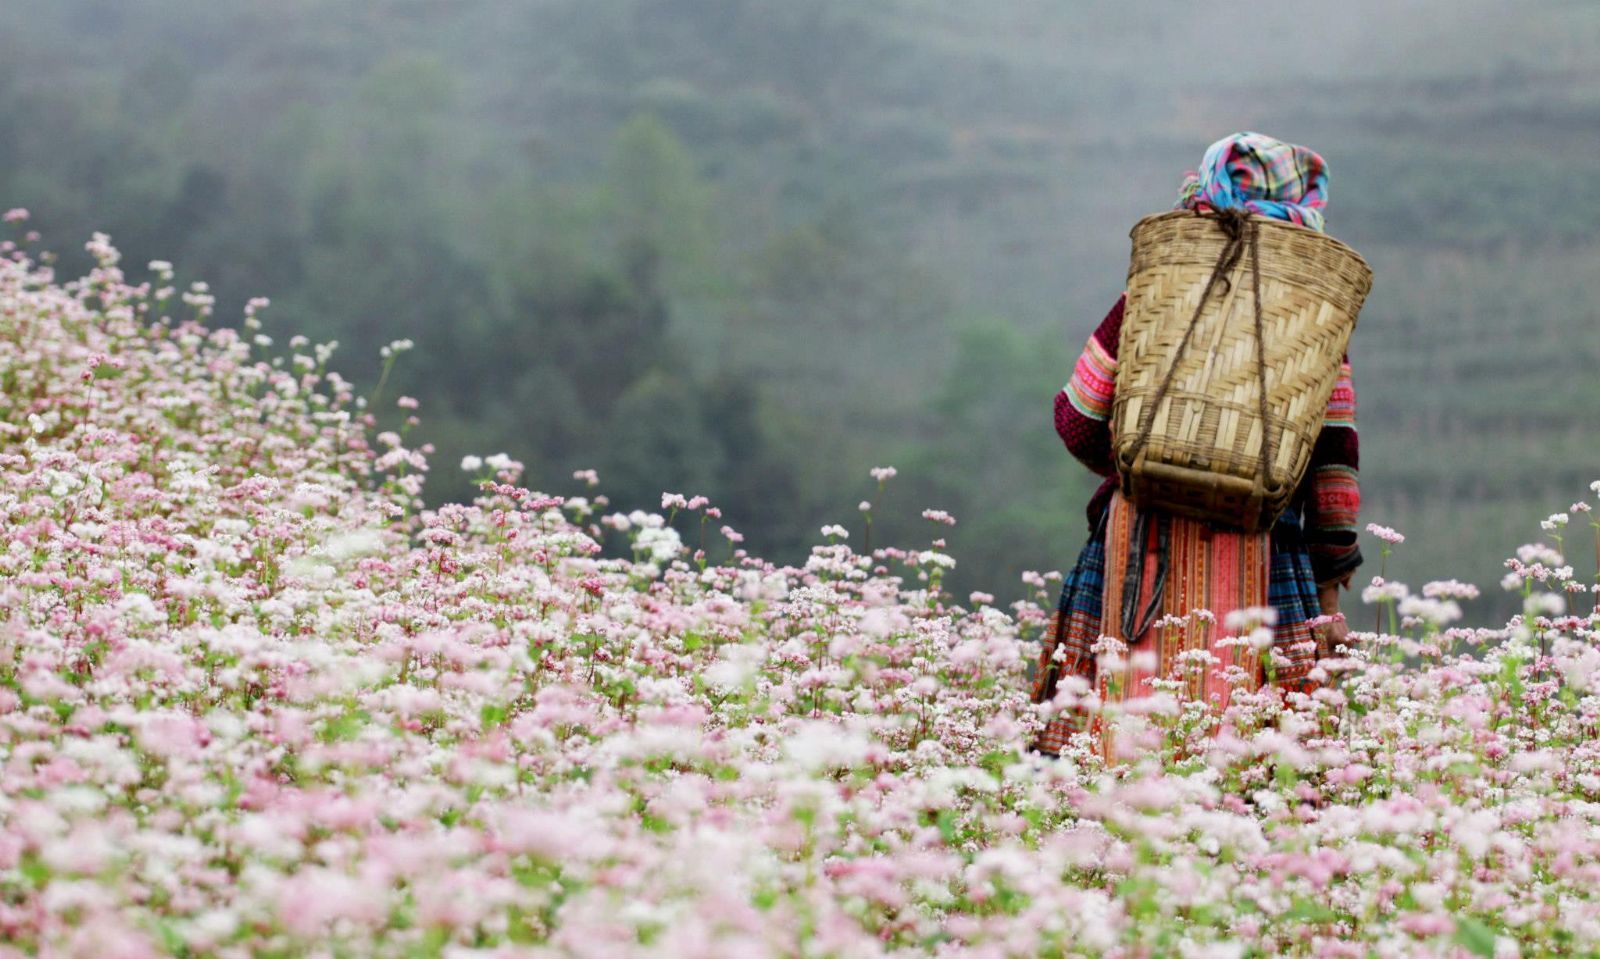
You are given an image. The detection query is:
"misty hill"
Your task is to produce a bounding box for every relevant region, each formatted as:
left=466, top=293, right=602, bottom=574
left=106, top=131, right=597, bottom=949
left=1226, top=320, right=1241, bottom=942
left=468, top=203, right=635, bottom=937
left=2, top=0, right=1597, bottom=613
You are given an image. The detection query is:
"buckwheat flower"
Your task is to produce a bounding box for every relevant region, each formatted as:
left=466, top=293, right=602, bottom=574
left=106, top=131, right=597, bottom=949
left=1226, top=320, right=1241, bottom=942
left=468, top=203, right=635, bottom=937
left=784, top=721, right=873, bottom=773
left=396, top=396, right=419, bottom=410
left=969, top=591, right=994, bottom=606
left=1541, top=513, right=1570, bottom=531
left=379, top=338, right=414, bottom=358
left=147, top=259, right=173, bottom=275
left=821, top=524, right=849, bottom=539
left=1516, top=543, right=1564, bottom=566
left=484, top=452, right=514, bottom=471
left=323, top=528, right=384, bottom=563
left=870, top=466, right=897, bottom=483
left=720, top=525, right=744, bottom=544
left=1398, top=596, right=1463, bottom=627
left=1591, top=479, right=1600, bottom=495
left=1572, top=502, right=1591, bottom=514
left=921, top=509, right=957, bottom=526
left=3, top=207, right=29, bottom=222
left=662, top=493, right=688, bottom=510
left=573, top=468, right=600, bottom=487
left=1366, top=523, right=1405, bottom=544
left=636, top=525, right=683, bottom=563
left=1361, top=579, right=1410, bottom=604
left=1422, top=579, right=1480, bottom=601
left=858, top=500, right=871, bottom=512
left=1526, top=593, right=1566, bottom=617
left=1223, top=606, right=1278, bottom=631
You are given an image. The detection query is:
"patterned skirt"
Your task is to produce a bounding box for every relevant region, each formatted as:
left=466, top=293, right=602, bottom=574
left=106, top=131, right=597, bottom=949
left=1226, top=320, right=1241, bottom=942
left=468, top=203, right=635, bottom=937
left=1031, top=491, right=1323, bottom=757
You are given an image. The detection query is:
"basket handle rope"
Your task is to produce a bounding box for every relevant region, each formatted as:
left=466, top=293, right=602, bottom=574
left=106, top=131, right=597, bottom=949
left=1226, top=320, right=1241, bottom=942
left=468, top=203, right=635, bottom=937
left=1124, top=208, right=1277, bottom=511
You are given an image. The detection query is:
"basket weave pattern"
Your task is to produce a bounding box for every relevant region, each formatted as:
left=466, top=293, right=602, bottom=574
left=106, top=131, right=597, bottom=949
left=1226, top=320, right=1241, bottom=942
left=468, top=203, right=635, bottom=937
left=1112, top=211, right=1372, bottom=530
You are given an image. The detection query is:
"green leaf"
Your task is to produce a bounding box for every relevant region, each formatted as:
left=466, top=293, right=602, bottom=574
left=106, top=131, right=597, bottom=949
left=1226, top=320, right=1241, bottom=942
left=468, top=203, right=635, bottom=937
left=1285, top=898, right=1339, bottom=924
left=1453, top=916, right=1498, bottom=958
left=319, top=706, right=371, bottom=742
left=154, top=919, right=187, bottom=956
left=480, top=702, right=508, bottom=728
left=18, top=853, right=49, bottom=888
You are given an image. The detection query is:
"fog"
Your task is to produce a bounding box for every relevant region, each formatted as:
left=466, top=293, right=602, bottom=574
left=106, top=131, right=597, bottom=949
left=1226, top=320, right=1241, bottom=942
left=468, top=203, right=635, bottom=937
left=3, top=0, right=1597, bottom=614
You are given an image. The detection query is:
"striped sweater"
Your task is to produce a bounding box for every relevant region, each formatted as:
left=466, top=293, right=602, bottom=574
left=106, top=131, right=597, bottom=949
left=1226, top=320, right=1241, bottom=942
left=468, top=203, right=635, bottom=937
left=1055, top=294, right=1363, bottom=587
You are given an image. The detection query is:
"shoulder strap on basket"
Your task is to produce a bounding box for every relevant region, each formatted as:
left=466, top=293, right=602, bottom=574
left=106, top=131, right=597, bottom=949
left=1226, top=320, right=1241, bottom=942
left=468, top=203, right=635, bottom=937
left=1124, top=209, right=1277, bottom=504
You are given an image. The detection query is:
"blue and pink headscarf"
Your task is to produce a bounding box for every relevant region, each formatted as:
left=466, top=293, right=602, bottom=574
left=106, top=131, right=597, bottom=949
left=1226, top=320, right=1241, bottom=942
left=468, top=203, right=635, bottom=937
left=1176, top=132, right=1329, bottom=232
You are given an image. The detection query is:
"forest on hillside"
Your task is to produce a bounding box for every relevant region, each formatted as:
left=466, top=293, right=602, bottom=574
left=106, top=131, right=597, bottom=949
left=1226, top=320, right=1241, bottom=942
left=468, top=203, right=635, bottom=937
left=3, top=0, right=1598, bottom=613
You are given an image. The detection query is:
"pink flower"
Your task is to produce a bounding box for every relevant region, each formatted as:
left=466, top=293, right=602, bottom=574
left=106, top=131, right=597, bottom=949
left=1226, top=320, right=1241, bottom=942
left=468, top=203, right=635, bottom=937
left=1365, top=523, right=1406, bottom=544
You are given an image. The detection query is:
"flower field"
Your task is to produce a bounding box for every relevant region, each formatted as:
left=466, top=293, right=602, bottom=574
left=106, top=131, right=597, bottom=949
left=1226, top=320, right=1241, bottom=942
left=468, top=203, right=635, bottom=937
left=4, top=219, right=1600, bottom=959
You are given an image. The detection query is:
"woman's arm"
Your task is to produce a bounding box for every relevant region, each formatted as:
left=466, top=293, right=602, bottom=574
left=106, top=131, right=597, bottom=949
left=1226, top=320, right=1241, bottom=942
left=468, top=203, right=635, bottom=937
left=1303, top=359, right=1363, bottom=585
left=1305, top=358, right=1363, bottom=652
left=1054, top=294, right=1126, bottom=476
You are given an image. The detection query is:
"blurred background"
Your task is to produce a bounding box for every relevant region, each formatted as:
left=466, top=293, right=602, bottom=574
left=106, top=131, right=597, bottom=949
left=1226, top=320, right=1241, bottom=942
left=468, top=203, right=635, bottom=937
left=3, top=0, right=1597, bottom=616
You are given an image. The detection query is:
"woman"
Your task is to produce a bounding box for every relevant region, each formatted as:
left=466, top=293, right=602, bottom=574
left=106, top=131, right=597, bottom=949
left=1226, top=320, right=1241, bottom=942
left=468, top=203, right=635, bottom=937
left=1032, top=132, right=1362, bottom=757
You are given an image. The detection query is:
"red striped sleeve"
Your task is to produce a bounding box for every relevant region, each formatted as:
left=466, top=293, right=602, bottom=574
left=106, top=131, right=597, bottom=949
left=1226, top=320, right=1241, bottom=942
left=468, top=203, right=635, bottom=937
left=1304, top=359, right=1362, bottom=586
left=1055, top=295, right=1126, bottom=478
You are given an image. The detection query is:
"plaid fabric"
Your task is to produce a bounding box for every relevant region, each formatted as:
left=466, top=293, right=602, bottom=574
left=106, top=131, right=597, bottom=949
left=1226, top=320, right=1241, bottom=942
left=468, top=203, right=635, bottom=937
left=1267, top=513, right=1324, bottom=691
left=1029, top=526, right=1106, bottom=756
left=1030, top=504, right=1326, bottom=756
left=1177, top=132, right=1330, bottom=232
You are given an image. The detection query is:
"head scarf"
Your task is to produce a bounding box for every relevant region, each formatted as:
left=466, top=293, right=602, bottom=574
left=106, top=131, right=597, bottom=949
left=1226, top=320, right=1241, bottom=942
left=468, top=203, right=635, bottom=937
left=1176, top=132, right=1329, bottom=232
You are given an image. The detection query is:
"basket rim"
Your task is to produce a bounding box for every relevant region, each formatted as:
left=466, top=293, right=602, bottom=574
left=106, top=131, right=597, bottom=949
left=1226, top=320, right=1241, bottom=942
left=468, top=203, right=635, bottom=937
left=1129, top=209, right=1371, bottom=276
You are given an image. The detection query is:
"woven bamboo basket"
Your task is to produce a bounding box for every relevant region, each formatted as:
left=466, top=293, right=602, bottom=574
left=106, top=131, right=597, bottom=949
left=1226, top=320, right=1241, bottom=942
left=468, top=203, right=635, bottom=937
left=1111, top=210, right=1372, bottom=531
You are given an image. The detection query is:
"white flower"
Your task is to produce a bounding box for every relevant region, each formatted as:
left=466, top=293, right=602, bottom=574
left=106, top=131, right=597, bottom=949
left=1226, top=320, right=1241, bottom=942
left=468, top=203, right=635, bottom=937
left=784, top=721, right=872, bottom=772
left=323, top=529, right=384, bottom=563
left=1224, top=606, right=1278, bottom=631
left=1397, top=596, right=1463, bottom=627
left=1525, top=593, right=1566, bottom=617
left=1366, top=523, right=1406, bottom=544
left=460, top=455, right=484, bottom=472
left=1361, top=579, right=1409, bottom=604
left=635, top=526, right=683, bottom=564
